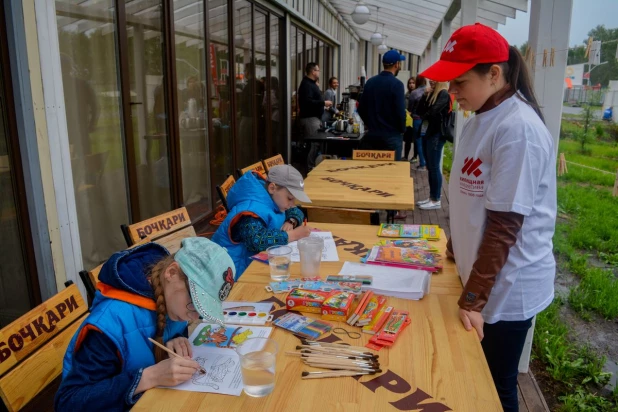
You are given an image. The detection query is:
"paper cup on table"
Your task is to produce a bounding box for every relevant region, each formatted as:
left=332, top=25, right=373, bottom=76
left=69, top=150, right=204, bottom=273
left=267, top=245, right=292, bottom=281
left=236, top=337, right=279, bottom=397
left=298, top=237, right=324, bottom=277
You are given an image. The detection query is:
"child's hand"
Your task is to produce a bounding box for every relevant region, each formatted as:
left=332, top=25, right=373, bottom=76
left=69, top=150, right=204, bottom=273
left=138, top=357, right=200, bottom=392
left=459, top=308, right=484, bottom=341
left=166, top=337, right=192, bottom=358
left=281, top=222, right=295, bottom=232
left=288, top=226, right=312, bottom=242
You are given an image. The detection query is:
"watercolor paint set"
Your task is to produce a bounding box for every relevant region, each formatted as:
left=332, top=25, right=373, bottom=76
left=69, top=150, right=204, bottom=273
left=222, top=302, right=274, bottom=326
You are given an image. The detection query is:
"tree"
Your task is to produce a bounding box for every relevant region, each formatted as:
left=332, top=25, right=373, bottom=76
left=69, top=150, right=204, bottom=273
left=518, top=41, right=529, bottom=57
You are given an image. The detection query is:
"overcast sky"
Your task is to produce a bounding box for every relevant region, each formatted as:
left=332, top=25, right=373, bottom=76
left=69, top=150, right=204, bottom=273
left=497, top=0, right=618, bottom=48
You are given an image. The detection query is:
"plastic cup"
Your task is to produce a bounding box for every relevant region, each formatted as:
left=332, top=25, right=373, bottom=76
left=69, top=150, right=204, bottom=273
left=236, top=338, right=279, bottom=397
left=298, top=237, right=324, bottom=277
left=267, top=245, right=292, bottom=281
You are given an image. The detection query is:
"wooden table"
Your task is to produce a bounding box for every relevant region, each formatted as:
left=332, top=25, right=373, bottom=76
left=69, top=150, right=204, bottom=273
left=309, top=159, right=411, bottom=178
left=301, top=174, right=415, bottom=211
left=133, top=223, right=502, bottom=411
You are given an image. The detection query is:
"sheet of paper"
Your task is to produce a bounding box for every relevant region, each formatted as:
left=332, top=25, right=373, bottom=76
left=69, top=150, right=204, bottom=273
left=190, top=322, right=272, bottom=349
left=288, top=231, right=339, bottom=262
left=338, top=261, right=431, bottom=300
left=170, top=346, right=244, bottom=396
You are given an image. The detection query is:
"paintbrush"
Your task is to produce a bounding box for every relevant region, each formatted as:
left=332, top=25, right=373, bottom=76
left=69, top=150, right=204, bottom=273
left=148, top=337, right=206, bottom=374
left=301, top=340, right=370, bottom=352
left=301, top=370, right=377, bottom=379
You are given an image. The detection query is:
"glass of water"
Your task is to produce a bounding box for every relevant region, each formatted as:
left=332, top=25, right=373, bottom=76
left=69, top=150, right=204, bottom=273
left=267, top=245, right=292, bottom=281
left=236, top=337, right=279, bottom=397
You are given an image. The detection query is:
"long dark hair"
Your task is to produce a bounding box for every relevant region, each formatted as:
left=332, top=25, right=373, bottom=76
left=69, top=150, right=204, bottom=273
left=472, top=46, right=544, bottom=123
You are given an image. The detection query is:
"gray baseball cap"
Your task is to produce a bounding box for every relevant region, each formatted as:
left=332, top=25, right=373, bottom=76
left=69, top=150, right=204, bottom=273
left=267, top=164, right=312, bottom=203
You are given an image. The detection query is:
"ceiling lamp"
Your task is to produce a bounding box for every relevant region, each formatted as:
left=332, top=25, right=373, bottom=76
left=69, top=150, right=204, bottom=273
left=378, top=42, right=388, bottom=53
left=370, top=7, right=382, bottom=46
left=234, top=7, right=246, bottom=47
left=351, top=1, right=371, bottom=25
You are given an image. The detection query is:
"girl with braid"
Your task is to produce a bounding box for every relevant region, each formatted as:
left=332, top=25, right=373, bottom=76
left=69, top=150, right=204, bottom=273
left=55, top=238, right=236, bottom=412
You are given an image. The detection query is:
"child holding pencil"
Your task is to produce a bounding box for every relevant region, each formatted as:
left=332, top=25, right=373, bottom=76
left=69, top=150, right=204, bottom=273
left=55, top=238, right=235, bottom=412
left=212, top=164, right=312, bottom=278
left=420, top=24, right=556, bottom=412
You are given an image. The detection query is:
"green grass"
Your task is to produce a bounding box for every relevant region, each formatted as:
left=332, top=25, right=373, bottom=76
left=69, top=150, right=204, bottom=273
left=557, top=138, right=618, bottom=187
left=568, top=267, right=618, bottom=320
left=534, top=298, right=612, bottom=388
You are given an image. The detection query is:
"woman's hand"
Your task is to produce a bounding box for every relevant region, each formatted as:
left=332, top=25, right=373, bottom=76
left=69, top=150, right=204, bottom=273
left=459, top=308, right=484, bottom=341
left=281, top=222, right=295, bottom=232
left=166, top=337, right=192, bottom=358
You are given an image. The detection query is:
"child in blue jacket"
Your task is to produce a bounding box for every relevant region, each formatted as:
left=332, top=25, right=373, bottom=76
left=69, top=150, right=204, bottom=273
left=212, top=164, right=312, bottom=278
left=55, top=238, right=235, bottom=411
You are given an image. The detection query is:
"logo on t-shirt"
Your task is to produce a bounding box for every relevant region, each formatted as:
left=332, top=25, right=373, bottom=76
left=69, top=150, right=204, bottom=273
left=461, top=157, right=483, bottom=177
left=459, top=157, right=485, bottom=197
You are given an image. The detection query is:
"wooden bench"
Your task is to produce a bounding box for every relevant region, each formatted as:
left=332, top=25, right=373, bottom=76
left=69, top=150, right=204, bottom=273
left=262, top=154, right=284, bottom=172
left=301, top=205, right=380, bottom=226
left=352, top=150, right=396, bottom=161
left=216, top=175, right=236, bottom=212
left=237, top=161, right=266, bottom=178
left=0, top=282, right=87, bottom=412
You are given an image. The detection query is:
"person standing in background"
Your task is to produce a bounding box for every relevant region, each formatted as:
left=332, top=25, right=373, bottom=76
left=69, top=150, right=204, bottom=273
left=408, top=75, right=427, bottom=169
left=416, top=81, right=450, bottom=210
left=403, top=77, right=416, bottom=162
left=358, top=50, right=406, bottom=160
left=321, top=77, right=339, bottom=124
left=298, top=62, right=332, bottom=169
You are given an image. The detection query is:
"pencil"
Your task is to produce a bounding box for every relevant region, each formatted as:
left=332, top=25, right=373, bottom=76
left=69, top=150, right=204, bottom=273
left=347, top=291, right=369, bottom=325
left=304, top=218, right=307, bottom=226
left=148, top=337, right=206, bottom=374
left=301, top=370, right=377, bottom=379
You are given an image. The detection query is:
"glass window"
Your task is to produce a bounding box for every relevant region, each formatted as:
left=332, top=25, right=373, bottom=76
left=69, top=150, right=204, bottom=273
left=125, top=0, right=172, bottom=220
left=234, top=1, right=255, bottom=168
left=269, top=16, right=284, bottom=158
left=56, top=0, right=130, bottom=270
left=254, top=10, right=267, bottom=159
left=173, top=0, right=212, bottom=221
left=0, top=40, right=33, bottom=325
left=208, top=0, right=234, bottom=193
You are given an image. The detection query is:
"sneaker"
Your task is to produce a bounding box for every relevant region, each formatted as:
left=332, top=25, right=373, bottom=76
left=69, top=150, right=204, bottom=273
left=416, top=198, right=431, bottom=206
left=394, top=212, right=407, bottom=220
left=419, top=200, right=441, bottom=210
left=410, top=158, right=418, bottom=164
left=416, top=166, right=427, bottom=171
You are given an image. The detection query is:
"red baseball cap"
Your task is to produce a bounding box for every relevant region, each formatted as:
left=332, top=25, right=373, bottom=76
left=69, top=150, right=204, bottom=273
left=420, top=23, right=509, bottom=82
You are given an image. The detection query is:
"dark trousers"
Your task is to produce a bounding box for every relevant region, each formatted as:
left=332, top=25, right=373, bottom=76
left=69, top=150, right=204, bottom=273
left=412, top=119, right=425, bottom=167
left=482, top=318, right=533, bottom=412
left=422, top=133, right=445, bottom=200
left=361, top=134, right=403, bottom=161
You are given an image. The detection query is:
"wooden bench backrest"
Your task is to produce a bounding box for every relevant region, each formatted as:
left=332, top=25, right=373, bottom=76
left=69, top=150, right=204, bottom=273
left=238, top=161, right=266, bottom=177
left=262, top=154, right=284, bottom=172
left=122, top=207, right=192, bottom=246
left=352, top=150, right=396, bottom=161
left=0, top=284, right=87, bottom=411
left=303, top=206, right=380, bottom=226
left=216, top=174, right=236, bottom=211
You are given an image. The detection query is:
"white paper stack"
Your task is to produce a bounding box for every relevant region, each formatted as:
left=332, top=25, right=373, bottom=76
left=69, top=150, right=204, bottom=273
left=338, top=261, right=431, bottom=300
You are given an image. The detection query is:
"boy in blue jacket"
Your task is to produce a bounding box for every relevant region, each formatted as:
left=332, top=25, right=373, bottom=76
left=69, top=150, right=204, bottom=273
left=55, top=238, right=236, bottom=411
left=212, top=164, right=312, bottom=278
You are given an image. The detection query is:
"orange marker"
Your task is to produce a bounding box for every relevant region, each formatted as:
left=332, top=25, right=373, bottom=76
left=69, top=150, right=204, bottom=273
left=304, top=219, right=307, bottom=226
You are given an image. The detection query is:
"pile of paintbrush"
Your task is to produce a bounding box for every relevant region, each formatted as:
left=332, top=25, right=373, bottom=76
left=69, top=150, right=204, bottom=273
left=286, top=339, right=381, bottom=379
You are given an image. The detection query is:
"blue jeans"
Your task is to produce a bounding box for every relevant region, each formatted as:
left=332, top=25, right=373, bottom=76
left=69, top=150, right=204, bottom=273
left=422, top=133, right=445, bottom=200
left=362, top=134, right=403, bottom=161
left=412, top=119, right=426, bottom=167
left=482, top=318, right=533, bottom=412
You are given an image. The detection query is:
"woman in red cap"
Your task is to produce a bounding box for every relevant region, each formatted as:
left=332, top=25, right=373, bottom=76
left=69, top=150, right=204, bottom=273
left=420, top=23, right=556, bottom=412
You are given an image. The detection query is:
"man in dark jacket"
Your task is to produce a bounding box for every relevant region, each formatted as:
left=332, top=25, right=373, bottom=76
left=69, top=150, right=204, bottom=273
left=358, top=50, right=406, bottom=160
left=297, top=62, right=332, bottom=168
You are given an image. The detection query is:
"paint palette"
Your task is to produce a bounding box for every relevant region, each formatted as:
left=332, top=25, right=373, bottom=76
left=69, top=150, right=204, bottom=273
left=222, top=301, right=274, bottom=326
left=223, top=310, right=273, bottom=325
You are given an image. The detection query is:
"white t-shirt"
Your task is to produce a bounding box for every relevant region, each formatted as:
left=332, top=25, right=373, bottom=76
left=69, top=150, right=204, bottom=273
left=449, top=94, right=556, bottom=324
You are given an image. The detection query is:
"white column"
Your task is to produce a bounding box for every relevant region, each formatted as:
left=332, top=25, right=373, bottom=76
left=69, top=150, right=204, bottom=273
left=528, top=0, right=573, bottom=153
left=454, top=0, right=478, bottom=155
left=33, top=0, right=85, bottom=297
left=441, top=19, right=452, bottom=48
left=430, top=37, right=439, bottom=65
left=517, top=0, right=573, bottom=374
